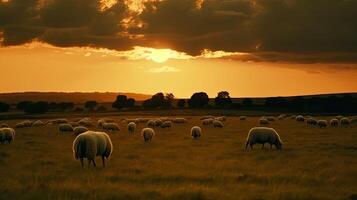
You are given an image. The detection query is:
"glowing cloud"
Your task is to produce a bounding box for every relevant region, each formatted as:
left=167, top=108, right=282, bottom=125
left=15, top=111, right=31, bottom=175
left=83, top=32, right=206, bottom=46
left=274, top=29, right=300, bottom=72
left=147, top=66, right=181, bottom=73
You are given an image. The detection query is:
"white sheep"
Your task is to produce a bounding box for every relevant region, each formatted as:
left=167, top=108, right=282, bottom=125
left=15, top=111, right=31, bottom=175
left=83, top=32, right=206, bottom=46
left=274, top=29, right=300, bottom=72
left=306, top=118, right=317, bottom=126
left=0, top=128, right=15, bottom=144
left=278, top=114, right=286, bottom=120
left=259, top=118, right=269, bottom=125
left=72, top=131, right=113, bottom=167
left=240, top=116, right=247, bottom=120
left=202, top=118, right=213, bottom=125
left=147, top=120, right=156, bottom=127
left=73, top=126, right=89, bottom=136
left=59, top=123, right=74, bottom=132
left=296, top=115, right=305, bottom=122
left=32, top=120, right=45, bottom=127
left=69, top=122, right=80, bottom=127
left=154, top=119, right=163, bottom=127
left=161, top=121, right=173, bottom=128
left=127, top=122, right=137, bottom=133
left=200, top=116, right=215, bottom=120
left=191, top=126, right=201, bottom=139
left=102, top=123, right=120, bottom=132
left=267, top=117, right=275, bottom=122
left=48, top=118, right=68, bottom=124
left=330, top=119, right=339, bottom=127
left=317, top=120, right=328, bottom=128
left=15, top=120, right=32, bottom=128
left=335, top=115, right=344, bottom=120
left=0, top=123, right=9, bottom=128
left=138, top=118, right=150, bottom=123
left=340, top=117, right=350, bottom=126
left=173, top=118, right=188, bottom=123
left=78, top=118, right=94, bottom=127
left=215, top=116, right=226, bottom=122
left=213, top=120, right=224, bottom=128
left=245, top=127, right=283, bottom=150
left=141, top=128, right=155, bottom=142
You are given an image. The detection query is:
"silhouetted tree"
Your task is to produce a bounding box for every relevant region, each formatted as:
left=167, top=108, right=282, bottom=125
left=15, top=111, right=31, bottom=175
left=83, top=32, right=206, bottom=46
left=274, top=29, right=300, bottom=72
left=127, top=98, right=136, bottom=108
left=188, top=92, right=209, bottom=108
left=17, top=101, right=33, bottom=110
left=112, top=95, right=136, bottom=110
left=215, top=91, right=232, bottom=108
left=177, top=99, right=186, bottom=108
left=84, top=101, right=98, bottom=111
left=242, top=98, right=253, bottom=107
left=0, top=102, right=10, bottom=112
left=23, top=101, right=49, bottom=114
left=97, top=105, right=107, bottom=112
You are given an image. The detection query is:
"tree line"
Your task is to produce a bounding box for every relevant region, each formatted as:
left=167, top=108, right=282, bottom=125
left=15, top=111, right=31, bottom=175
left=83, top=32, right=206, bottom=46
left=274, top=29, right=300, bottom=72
left=0, top=91, right=356, bottom=114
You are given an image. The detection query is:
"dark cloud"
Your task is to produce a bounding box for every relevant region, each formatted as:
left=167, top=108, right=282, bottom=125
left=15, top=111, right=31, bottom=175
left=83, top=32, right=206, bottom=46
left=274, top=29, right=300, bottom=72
left=1, top=0, right=357, bottom=64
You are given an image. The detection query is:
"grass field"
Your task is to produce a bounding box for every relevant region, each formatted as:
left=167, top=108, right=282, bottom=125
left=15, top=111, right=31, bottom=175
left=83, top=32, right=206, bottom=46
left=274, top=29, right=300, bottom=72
left=0, top=115, right=356, bottom=200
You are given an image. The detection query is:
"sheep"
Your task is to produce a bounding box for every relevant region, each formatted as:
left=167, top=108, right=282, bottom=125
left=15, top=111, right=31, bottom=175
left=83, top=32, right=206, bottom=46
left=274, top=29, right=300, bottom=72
left=147, top=120, right=156, bottom=127
left=240, top=116, right=247, bottom=120
left=69, top=122, right=80, bottom=127
left=73, top=126, right=89, bottom=136
left=102, top=123, right=120, bottom=132
left=202, top=118, right=213, bottom=125
left=48, top=118, right=68, bottom=124
left=213, top=120, right=224, bottom=128
left=278, top=114, right=286, bottom=120
left=306, top=118, right=318, bottom=126
left=245, top=127, right=283, bottom=150
left=141, top=128, right=155, bottom=142
left=98, top=118, right=115, bottom=128
left=173, top=118, right=188, bottom=123
left=127, top=122, right=137, bottom=133
left=137, top=118, right=150, bottom=123
left=330, top=119, right=339, bottom=127
left=191, top=126, right=201, bottom=139
left=154, top=119, right=163, bottom=127
left=296, top=115, right=305, bottom=122
left=73, top=131, right=113, bottom=168
left=161, top=121, right=173, bottom=128
left=259, top=118, right=269, bottom=125
left=215, top=116, right=226, bottom=122
left=59, top=123, right=74, bottom=132
left=15, top=120, right=32, bottom=128
left=0, top=123, right=9, bottom=128
left=340, top=117, right=350, bottom=126
left=290, top=115, right=297, bottom=119
left=335, top=115, right=344, bottom=120
left=32, top=120, right=45, bottom=127
left=267, top=117, right=275, bottom=122
left=317, top=120, right=328, bottom=128
left=126, top=119, right=139, bottom=124
left=200, top=115, right=215, bottom=120
left=78, top=118, right=94, bottom=127
left=0, top=128, right=15, bottom=144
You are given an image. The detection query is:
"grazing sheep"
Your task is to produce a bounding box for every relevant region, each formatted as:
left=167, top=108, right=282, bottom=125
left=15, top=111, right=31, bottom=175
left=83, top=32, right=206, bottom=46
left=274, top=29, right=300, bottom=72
left=317, top=120, right=328, bottom=128
left=15, top=120, right=32, bottom=128
left=138, top=118, right=150, bottom=123
left=340, top=117, right=350, bottom=126
left=78, top=118, right=94, bottom=127
left=161, top=121, right=173, bottom=128
left=73, top=126, right=89, bottom=136
left=69, top=122, right=80, bottom=127
left=126, top=119, right=139, bottom=124
left=59, top=123, right=74, bottom=132
left=296, top=115, right=305, bottom=122
left=147, top=120, right=156, bottom=127
left=127, top=122, right=137, bottom=133
left=32, top=120, right=45, bottom=127
left=278, top=114, right=286, bottom=120
left=154, top=119, right=163, bottom=127
left=0, top=128, right=15, bottom=144
left=335, top=115, right=344, bottom=120
left=0, top=123, right=9, bottom=128
left=213, top=120, right=224, bottom=128
left=173, top=118, right=188, bottom=123
left=215, top=116, right=226, bottom=122
left=141, top=128, right=155, bottom=142
left=245, top=127, right=283, bottom=150
left=267, top=117, right=275, bottom=122
left=290, top=115, right=297, bottom=119
left=191, top=126, right=201, bottom=139
left=48, top=118, right=68, bottom=124
left=102, top=123, right=120, bottom=132
left=259, top=118, right=269, bottom=125
left=200, top=116, right=215, bottom=120
left=202, top=118, right=213, bottom=125
left=240, top=116, right=247, bottom=120
left=306, top=118, right=318, bottom=126
left=330, top=119, right=339, bottom=127
left=72, top=131, right=113, bottom=167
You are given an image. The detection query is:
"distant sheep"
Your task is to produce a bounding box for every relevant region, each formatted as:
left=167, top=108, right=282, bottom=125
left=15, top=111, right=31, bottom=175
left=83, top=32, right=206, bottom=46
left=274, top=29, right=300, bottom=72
left=161, top=121, right=172, bottom=128
left=240, top=116, right=247, bottom=120
left=141, top=128, right=155, bottom=142
left=245, top=127, right=283, bottom=150
left=191, top=126, right=201, bottom=139
left=72, top=131, right=113, bottom=167
left=200, top=116, right=215, bottom=120
left=15, top=120, right=32, bottom=128
left=213, top=120, right=224, bottom=128
left=127, top=122, right=137, bottom=133
left=48, top=118, right=68, bottom=124
left=32, top=120, right=45, bottom=127
left=202, top=118, right=213, bottom=125
left=69, top=122, right=80, bottom=127
left=0, top=123, right=9, bottom=128
left=267, top=117, right=275, bottom=122
left=290, top=115, right=297, bottom=119
left=215, top=116, right=226, bottom=122
left=330, top=119, right=339, bottom=127
left=173, top=118, right=188, bottom=123
left=317, top=120, right=328, bottom=128
left=278, top=114, right=286, bottom=120
left=78, top=118, right=94, bottom=127
left=59, top=123, right=74, bottom=132
left=73, top=126, right=89, bottom=136
left=0, top=128, right=15, bottom=144
left=102, top=123, right=120, bottom=132
left=126, top=119, right=139, bottom=124
left=335, top=115, right=344, bottom=120
left=259, top=118, right=269, bottom=125
left=340, top=117, right=350, bottom=126
left=138, top=118, right=150, bottom=123
left=98, top=118, right=115, bottom=128
left=147, top=120, right=156, bottom=127
left=154, top=119, right=163, bottom=127
left=306, top=118, right=318, bottom=126
left=296, top=115, right=305, bottom=122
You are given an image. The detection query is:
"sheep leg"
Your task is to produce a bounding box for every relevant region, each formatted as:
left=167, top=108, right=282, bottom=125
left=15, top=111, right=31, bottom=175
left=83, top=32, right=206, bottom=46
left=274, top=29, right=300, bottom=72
left=250, top=144, right=253, bottom=150
left=92, top=160, right=96, bottom=167
left=102, top=155, right=105, bottom=167
left=80, top=158, right=84, bottom=168
left=261, top=143, right=265, bottom=149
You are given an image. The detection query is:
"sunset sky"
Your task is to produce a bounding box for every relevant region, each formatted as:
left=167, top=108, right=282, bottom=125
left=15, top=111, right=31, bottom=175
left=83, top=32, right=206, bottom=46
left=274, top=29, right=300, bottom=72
left=1, top=0, right=357, bottom=98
